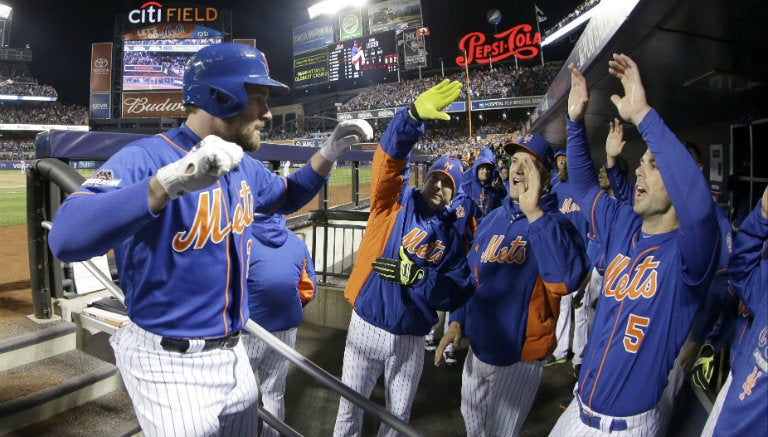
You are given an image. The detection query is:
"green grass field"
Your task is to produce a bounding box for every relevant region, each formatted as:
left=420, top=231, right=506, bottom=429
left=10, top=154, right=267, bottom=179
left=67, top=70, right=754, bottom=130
left=0, top=167, right=372, bottom=228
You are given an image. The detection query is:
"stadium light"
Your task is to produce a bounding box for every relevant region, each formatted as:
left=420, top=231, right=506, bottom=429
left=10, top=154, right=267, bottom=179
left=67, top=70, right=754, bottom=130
left=541, top=6, right=597, bottom=47
left=308, top=0, right=367, bottom=20
left=0, top=4, right=11, bottom=20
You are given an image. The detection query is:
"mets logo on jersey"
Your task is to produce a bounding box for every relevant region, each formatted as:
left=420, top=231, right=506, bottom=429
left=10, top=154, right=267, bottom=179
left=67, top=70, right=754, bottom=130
left=172, top=181, right=254, bottom=251
left=559, top=197, right=581, bottom=214
left=84, top=169, right=121, bottom=187
left=455, top=205, right=466, bottom=218
left=401, top=228, right=445, bottom=264
left=602, top=253, right=660, bottom=301
left=479, top=234, right=527, bottom=264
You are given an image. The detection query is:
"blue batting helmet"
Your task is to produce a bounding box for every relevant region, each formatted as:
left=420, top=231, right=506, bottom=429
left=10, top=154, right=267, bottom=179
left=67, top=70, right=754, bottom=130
left=183, top=43, right=290, bottom=118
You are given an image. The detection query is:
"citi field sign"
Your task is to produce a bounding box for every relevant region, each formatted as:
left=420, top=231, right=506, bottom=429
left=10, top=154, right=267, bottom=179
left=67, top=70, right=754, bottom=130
left=128, top=1, right=218, bottom=24
left=456, top=24, right=540, bottom=66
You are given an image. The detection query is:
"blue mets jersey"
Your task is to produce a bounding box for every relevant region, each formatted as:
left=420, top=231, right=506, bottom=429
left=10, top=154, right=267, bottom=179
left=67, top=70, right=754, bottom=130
left=48, top=124, right=326, bottom=338
left=566, top=110, right=719, bottom=416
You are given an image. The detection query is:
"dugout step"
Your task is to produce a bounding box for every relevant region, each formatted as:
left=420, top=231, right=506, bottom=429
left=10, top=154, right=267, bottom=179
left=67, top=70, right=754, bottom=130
left=0, top=349, right=122, bottom=435
left=4, top=389, right=140, bottom=437
left=0, top=316, right=76, bottom=371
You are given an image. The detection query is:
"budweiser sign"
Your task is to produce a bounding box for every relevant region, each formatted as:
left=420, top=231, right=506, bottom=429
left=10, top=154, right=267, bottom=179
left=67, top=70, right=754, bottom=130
left=456, top=24, right=540, bottom=66
left=122, top=92, right=186, bottom=117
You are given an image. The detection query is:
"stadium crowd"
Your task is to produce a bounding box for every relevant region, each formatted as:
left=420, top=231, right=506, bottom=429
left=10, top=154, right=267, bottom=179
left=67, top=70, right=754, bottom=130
left=0, top=103, right=88, bottom=126
left=0, top=61, right=57, bottom=97
left=0, top=138, right=35, bottom=160
left=341, top=62, right=561, bottom=111
left=543, top=0, right=601, bottom=37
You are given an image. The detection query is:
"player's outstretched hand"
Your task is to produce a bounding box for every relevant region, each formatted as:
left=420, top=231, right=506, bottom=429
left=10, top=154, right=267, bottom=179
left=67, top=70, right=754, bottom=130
left=605, top=118, right=626, bottom=164
left=372, top=246, right=424, bottom=286
left=761, top=185, right=768, bottom=219
left=319, top=119, right=374, bottom=162
left=567, top=63, right=589, bottom=122
left=608, top=53, right=652, bottom=126
left=411, top=79, right=463, bottom=121
left=435, top=322, right=462, bottom=366
left=156, top=135, right=243, bottom=199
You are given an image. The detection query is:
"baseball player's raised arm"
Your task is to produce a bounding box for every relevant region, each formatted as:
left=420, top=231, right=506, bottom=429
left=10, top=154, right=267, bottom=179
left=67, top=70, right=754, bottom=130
left=728, top=193, right=768, bottom=311
left=49, top=147, right=163, bottom=262
left=604, top=159, right=633, bottom=204
left=50, top=179, right=157, bottom=262
left=369, top=108, right=424, bottom=213
left=528, top=213, right=590, bottom=293
left=639, top=109, right=719, bottom=285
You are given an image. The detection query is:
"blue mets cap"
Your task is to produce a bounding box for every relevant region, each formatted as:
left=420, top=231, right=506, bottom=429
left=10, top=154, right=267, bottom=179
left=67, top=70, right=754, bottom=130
left=503, top=133, right=554, bottom=170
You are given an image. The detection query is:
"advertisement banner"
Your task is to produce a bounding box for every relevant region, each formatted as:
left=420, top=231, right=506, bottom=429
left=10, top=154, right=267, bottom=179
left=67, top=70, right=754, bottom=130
left=90, top=42, right=113, bottom=93
left=293, top=18, right=333, bottom=55
left=123, top=23, right=221, bottom=40
left=90, top=93, right=111, bottom=119
left=403, top=28, right=427, bottom=70
left=368, top=0, right=422, bottom=34
left=121, top=91, right=185, bottom=118
left=338, top=9, right=363, bottom=42
left=294, top=49, right=330, bottom=88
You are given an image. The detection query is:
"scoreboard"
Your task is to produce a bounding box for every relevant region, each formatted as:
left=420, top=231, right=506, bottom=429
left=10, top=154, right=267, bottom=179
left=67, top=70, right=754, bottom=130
left=293, top=49, right=330, bottom=88
left=294, top=31, right=398, bottom=88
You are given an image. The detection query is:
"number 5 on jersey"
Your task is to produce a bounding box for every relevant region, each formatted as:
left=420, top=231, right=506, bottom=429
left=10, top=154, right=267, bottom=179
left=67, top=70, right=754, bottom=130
left=623, top=314, right=650, bottom=353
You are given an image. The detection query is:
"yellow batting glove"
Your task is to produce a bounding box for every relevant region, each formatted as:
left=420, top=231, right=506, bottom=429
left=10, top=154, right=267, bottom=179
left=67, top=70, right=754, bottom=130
left=410, top=79, right=463, bottom=121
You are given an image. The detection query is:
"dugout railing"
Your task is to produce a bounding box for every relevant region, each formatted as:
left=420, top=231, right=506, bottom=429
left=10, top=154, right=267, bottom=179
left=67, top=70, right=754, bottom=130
left=25, top=130, right=435, bottom=436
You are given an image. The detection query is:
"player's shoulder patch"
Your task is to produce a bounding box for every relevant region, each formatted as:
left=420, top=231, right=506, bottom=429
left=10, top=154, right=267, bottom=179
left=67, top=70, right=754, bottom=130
left=84, top=169, right=122, bottom=187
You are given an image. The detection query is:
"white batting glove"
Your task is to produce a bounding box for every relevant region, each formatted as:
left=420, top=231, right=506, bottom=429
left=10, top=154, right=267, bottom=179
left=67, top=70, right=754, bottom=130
left=319, top=119, right=373, bottom=162
left=155, top=135, right=244, bottom=199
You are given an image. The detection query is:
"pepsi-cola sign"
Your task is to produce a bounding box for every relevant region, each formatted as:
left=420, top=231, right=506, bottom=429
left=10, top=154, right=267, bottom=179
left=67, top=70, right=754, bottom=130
left=456, top=24, right=540, bottom=66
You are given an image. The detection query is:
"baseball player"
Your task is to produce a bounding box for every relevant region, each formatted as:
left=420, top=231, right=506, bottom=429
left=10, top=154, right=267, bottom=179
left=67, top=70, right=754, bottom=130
left=550, top=55, right=720, bottom=436
left=242, top=212, right=316, bottom=437
left=48, top=43, right=372, bottom=437
left=700, top=187, right=767, bottom=437
left=333, top=80, right=475, bottom=437
left=436, top=132, right=590, bottom=436
left=350, top=40, right=365, bottom=71
left=549, top=148, right=591, bottom=369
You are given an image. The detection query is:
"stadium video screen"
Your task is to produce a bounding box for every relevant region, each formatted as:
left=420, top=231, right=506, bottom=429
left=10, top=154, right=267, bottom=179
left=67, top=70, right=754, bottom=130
left=122, top=37, right=222, bottom=91
left=293, top=31, right=398, bottom=89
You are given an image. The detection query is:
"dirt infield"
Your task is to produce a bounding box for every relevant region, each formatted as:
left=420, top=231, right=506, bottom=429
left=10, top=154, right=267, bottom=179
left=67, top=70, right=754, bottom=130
left=0, top=224, right=33, bottom=320
left=0, top=171, right=26, bottom=189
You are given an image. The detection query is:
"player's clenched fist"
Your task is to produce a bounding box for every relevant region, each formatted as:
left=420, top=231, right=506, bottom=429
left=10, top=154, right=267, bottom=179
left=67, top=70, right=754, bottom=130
left=156, top=135, right=244, bottom=199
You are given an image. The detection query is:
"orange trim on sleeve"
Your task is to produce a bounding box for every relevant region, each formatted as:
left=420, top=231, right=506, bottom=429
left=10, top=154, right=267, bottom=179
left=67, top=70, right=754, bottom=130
left=590, top=190, right=605, bottom=241
left=343, top=147, right=407, bottom=306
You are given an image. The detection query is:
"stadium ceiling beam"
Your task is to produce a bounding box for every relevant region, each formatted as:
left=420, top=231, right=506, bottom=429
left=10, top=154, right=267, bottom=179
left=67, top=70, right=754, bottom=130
left=308, top=0, right=367, bottom=20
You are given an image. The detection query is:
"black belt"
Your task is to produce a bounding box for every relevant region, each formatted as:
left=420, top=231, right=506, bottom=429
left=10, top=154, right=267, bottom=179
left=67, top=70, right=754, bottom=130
left=160, top=331, right=241, bottom=353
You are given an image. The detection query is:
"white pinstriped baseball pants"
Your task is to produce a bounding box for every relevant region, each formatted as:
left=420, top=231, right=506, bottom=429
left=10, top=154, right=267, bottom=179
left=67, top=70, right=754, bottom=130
left=110, top=322, right=259, bottom=437
left=553, top=293, right=574, bottom=360
left=460, top=348, right=543, bottom=436
left=242, top=327, right=297, bottom=437
left=333, top=311, right=424, bottom=437
left=573, top=268, right=603, bottom=366
left=699, top=371, right=731, bottom=437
